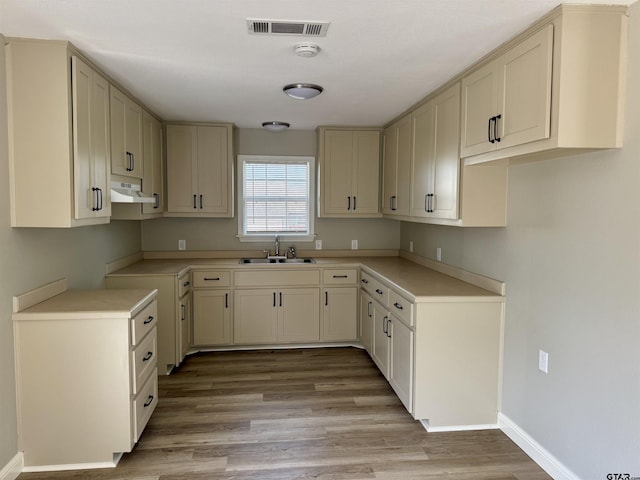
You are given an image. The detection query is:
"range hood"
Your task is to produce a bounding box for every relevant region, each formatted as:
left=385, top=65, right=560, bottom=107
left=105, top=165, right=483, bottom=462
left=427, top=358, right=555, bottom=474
left=110, top=181, right=156, bottom=204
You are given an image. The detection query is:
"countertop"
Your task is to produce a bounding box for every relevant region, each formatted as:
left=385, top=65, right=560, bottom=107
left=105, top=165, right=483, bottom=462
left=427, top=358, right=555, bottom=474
left=107, top=255, right=502, bottom=302
left=13, top=288, right=158, bottom=320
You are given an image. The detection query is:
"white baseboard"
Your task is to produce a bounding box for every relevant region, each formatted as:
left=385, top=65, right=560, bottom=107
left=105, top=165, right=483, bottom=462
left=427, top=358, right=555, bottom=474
left=0, top=452, right=23, bottom=480
left=21, top=452, right=122, bottom=473
left=498, top=412, right=581, bottom=480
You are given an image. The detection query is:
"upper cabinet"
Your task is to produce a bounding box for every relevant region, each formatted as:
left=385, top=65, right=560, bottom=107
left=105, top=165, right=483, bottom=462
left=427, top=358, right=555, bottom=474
left=110, top=86, right=143, bottom=179
left=318, top=127, right=381, bottom=217
left=382, top=114, right=411, bottom=217
left=461, top=5, right=627, bottom=165
left=165, top=123, right=234, bottom=217
left=410, top=83, right=461, bottom=220
left=6, top=39, right=111, bottom=227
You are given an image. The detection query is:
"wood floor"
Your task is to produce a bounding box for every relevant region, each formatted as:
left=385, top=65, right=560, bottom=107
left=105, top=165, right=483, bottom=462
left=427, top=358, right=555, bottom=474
left=18, top=347, right=551, bottom=480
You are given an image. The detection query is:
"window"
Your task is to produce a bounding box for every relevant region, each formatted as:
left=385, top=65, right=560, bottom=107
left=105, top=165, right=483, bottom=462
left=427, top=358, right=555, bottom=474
left=237, top=155, right=315, bottom=241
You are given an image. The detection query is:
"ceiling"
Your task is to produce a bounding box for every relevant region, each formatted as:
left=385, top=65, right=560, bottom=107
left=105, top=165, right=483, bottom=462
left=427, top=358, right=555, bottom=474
left=0, top=0, right=636, bottom=130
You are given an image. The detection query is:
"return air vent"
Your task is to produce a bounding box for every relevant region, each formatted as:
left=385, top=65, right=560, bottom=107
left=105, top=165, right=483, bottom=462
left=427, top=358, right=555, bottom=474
left=247, top=19, right=330, bottom=37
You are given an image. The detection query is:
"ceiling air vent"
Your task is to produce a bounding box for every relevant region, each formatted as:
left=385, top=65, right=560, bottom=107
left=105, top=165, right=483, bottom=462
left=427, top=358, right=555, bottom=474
left=247, top=19, right=330, bottom=37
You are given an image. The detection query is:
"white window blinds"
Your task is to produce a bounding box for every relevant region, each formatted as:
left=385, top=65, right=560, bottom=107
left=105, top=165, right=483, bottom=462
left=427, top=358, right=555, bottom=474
left=242, top=159, right=311, bottom=234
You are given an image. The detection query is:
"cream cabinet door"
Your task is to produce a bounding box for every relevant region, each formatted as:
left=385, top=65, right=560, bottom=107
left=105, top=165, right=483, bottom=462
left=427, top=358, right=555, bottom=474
left=72, top=57, right=110, bottom=220
left=197, top=125, right=231, bottom=214
left=234, top=289, right=278, bottom=344
left=193, top=289, right=231, bottom=346
left=352, top=130, right=380, bottom=214
left=461, top=60, right=498, bottom=157
left=371, top=302, right=390, bottom=377
left=110, top=86, right=143, bottom=178
left=382, top=114, right=411, bottom=216
left=322, top=129, right=354, bottom=215
left=322, top=287, right=358, bottom=342
left=388, top=316, right=414, bottom=412
left=142, top=111, right=164, bottom=214
left=179, top=290, right=192, bottom=361
left=410, top=100, right=435, bottom=218
left=166, top=124, right=197, bottom=212
left=278, top=288, right=320, bottom=342
left=359, top=291, right=374, bottom=354
left=497, top=24, right=553, bottom=149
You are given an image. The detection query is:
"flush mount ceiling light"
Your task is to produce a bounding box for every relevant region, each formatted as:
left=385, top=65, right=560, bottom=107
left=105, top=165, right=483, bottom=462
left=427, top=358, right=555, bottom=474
left=294, top=43, right=320, bottom=58
left=262, top=121, right=290, bottom=132
left=283, top=83, right=324, bottom=100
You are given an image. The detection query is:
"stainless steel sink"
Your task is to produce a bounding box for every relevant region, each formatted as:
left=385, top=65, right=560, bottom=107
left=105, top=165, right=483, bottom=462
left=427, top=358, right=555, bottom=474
left=239, top=257, right=315, bottom=264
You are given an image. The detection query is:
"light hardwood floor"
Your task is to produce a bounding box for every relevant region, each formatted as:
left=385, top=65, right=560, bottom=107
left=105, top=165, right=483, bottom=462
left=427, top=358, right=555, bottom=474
left=18, top=347, right=551, bottom=479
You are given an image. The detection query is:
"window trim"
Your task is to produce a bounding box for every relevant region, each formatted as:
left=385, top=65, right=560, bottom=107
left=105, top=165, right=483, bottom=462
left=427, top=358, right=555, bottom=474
left=237, top=155, right=316, bottom=242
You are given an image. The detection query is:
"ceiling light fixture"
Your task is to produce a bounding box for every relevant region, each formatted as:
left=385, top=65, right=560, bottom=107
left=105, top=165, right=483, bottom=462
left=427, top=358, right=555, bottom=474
left=283, top=83, right=323, bottom=100
left=262, top=121, right=290, bottom=132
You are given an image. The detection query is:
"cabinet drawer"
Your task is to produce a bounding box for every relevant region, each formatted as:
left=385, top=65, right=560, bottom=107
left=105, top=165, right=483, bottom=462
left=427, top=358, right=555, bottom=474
left=389, top=289, right=414, bottom=327
left=193, top=270, right=231, bottom=288
left=132, top=369, right=158, bottom=443
left=234, top=269, right=319, bottom=287
left=363, top=273, right=388, bottom=305
left=131, top=327, right=157, bottom=395
left=360, top=270, right=375, bottom=294
left=178, top=273, right=192, bottom=297
left=323, top=269, right=358, bottom=285
left=131, top=299, right=157, bottom=346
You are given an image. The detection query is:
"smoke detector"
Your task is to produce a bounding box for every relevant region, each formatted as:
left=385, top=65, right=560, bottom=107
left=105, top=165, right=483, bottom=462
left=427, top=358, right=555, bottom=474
left=294, top=43, right=320, bottom=58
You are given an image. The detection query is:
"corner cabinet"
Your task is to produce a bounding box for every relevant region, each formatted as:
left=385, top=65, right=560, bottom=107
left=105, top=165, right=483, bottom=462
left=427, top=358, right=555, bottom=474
left=13, top=289, right=158, bottom=469
left=6, top=39, right=111, bottom=227
left=461, top=5, right=628, bottom=165
left=318, top=127, right=381, bottom=217
left=110, top=86, right=143, bottom=179
left=165, top=123, right=234, bottom=217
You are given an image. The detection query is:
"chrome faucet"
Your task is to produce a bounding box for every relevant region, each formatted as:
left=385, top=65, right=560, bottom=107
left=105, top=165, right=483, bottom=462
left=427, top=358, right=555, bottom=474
left=274, top=235, right=280, bottom=257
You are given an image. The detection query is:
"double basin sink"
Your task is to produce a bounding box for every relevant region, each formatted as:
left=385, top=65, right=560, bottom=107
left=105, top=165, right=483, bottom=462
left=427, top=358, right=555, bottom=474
left=239, top=257, right=315, bottom=264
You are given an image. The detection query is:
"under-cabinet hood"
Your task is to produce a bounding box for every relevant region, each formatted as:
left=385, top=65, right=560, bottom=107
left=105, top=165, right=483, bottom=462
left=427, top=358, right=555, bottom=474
left=110, top=181, right=156, bottom=204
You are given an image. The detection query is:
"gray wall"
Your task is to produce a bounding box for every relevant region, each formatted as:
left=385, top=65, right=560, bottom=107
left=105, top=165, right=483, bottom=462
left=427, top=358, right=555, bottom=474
left=401, top=4, right=640, bottom=476
left=142, top=128, right=401, bottom=252
left=0, top=36, right=143, bottom=468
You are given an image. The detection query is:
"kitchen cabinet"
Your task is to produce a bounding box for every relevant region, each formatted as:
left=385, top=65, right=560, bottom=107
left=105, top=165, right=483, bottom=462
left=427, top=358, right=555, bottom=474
left=382, top=113, right=411, bottom=216
left=322, top=268, right=359, bottom=341
left=110, top=86, right=143, bottom=179
left=106, top=272, right=188, bottom=373
left=410, top=83, right=461, bottom=220
left=461, top=25, right=553, bottom=158
left=13, top=287, right=158, bottom=469
left=318, top=127, right=381, bottom=217
left=359, top=290, right=374, bottom=354
left=234, top=288, right=320, bottom=343
left=177, top=272, right=192, bottom=361
left=370, top=301, right=391, bottom=376
left=6, top=39, right=111, bottom=227
left=460, top=6, right=627, bottom=165
left=111, top=110, right=165, bottom=220
left=192, top=270, right=232, bottom=346
left=387, top=315, right=414, bottom=412
left=166, top=123, right=234, bottom=217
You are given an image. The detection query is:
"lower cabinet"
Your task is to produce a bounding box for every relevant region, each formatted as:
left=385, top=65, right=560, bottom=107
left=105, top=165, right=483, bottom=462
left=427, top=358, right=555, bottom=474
left=13, top=289, right=158, bottom=469
left=179, top=289, right=192, bottom=358
left=234, top=288, right=320, bottom=344
left=322, top=287, right=358, bottom=341
left=359, top=290, right=374, bottom=353
left=388, top=315, right=414, bottom=412
left=193, top=289, right=232, bottom=346
left=371, top=301, right=391, bottom=375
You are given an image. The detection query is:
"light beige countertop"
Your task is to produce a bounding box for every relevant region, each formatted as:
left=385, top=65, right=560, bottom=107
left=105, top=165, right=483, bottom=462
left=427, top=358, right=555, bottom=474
left=106, top=255, right=502, bottom=302
left=13, top=288, right=157, bottom=320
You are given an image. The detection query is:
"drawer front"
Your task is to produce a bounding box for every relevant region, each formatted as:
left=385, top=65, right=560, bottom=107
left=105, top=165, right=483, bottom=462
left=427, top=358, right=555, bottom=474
left=234, top=269, right=319, bottom=287
left=132, top=369, right=158, bottom=443
left=193, top=270, right=231, bottom=288
left=178, top=273, right=192, bottom=297
left=323, top=269, right=358, bottom=285
left=131, top=327, right=157, bottom=395
left=131, top=300, right=157, bottom=346
left=360, top=270, right=377, bottom=295
left=362, top=272, right=388, bottom=305
left=389, top=289, right=414, bottom=327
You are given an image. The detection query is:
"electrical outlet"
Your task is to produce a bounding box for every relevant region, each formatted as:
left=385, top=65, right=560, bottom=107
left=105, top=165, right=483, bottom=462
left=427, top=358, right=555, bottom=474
left=351, top=239, right=358, bottom=250
left=315, top=239, right=322, bottom=250
left=538, top=350, right=549, bottom=374
left=178, top=239, right=186, bottom=251
left=409, top=241, right=414, bottom=253
left=436, top=247, right=442, bottom=262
